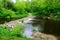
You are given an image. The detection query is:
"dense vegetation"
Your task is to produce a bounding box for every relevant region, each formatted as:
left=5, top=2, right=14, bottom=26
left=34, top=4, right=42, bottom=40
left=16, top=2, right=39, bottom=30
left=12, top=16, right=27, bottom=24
left=0, top=1, right=33, bottom=40
left=0, top=24, right=33, bottom=40
left=0, top=0, right=60, bottom=39
left=0, top=0, right=60, bottom=21
left=32, top=0, right=60, bottom=21
left=0, top=0, right=32, bottom=20
left=32, top=0, right=59, bottom=14
left=0, top=0, right=32, bottom=24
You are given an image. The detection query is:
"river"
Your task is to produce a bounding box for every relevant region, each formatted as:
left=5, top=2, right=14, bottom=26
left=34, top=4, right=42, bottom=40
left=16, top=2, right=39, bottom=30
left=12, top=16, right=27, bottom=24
left=23, top=16, right=60, bottom=40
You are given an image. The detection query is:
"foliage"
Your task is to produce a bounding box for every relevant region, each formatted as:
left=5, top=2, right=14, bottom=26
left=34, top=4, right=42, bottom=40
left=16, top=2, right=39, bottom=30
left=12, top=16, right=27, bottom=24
left=0, top=24, right=33, bottom=40
left=31, top=0, right=60, bottom=20
left=32, top=0, right=60, bottom=15
left=0, top=26, right=11, bottom=36
left=0, top=8, right=16, bottom=18
left=0, top=7, right=28, bottom=22
left=25, top=2, right=32, bottom=13
left=0, top=0, right=4, bottom=8
left=0, top=0, right=29, bottom=22
left=12, top=23, right=24, bottom=37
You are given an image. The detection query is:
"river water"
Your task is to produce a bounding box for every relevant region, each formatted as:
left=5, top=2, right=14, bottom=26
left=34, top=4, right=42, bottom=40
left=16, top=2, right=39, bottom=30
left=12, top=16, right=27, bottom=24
left=23, top=16, right=45, bottom=38
left=23, top=16, right=60, bottom=40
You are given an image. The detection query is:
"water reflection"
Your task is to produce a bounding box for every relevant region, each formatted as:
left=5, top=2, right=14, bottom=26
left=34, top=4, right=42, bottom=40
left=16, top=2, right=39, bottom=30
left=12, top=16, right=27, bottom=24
left=23, top=17, right=44, bottom=38
left=22, top=16, right=60, bottom=40
left=23, top=23, right=33, bottom=38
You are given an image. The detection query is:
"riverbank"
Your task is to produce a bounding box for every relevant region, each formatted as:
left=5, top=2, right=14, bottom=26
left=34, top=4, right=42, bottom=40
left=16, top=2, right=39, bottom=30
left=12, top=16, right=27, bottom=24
left=0, top=13, right=34, bottom=28
left=0, top=13, right=58, bottom=40
left=33, top=31, right=57, bottom=40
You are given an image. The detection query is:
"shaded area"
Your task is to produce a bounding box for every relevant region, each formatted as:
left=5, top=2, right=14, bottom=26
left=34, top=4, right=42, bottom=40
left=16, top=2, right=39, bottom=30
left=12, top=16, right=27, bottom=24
left=44, top=19, right=60, bottom=36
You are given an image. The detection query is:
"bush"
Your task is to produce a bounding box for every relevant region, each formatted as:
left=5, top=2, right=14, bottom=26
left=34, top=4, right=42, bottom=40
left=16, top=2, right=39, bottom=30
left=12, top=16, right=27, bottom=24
left=0, top=8, right=16, bottom=18
left=0, top=7, right=28, bottom=22
left=0, top=26, right=11, bottom=36
left=0, top=24, right=33, bottom=40
left=0, top=0, right=30, bottom=22
left=12, top=23, right=24, bottom=37
left=32, top=0, right=60, bottom=15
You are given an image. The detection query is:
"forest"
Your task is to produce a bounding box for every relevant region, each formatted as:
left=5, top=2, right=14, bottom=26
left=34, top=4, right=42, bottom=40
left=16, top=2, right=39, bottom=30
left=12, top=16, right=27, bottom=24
left=0, top=0, right=60, bottom=40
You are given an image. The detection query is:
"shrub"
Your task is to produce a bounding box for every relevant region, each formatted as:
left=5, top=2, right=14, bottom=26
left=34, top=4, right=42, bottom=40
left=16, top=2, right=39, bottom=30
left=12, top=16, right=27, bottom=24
left=0, top=26, right=11, bottom=36
left=12, top=23, right=24, bottom=37
left=0, top=24, right=33, bottom=40
left=32, top=0, right=60, bottom=15
left=0, top=8, right=16, bottom=18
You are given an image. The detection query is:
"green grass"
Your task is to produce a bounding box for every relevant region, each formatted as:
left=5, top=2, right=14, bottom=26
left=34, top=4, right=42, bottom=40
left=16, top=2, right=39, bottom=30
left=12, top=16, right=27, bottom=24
left=0, top=24, right=33, bottom=40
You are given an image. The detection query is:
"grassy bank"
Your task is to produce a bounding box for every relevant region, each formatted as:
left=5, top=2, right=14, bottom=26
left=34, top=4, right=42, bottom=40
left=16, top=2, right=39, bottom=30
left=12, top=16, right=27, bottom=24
left=0, top=24, right=33, bottom=40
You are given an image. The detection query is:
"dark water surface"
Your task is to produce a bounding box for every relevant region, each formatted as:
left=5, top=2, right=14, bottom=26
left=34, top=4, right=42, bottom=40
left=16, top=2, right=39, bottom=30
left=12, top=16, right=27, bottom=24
left=33, top=16, right=60, bottom=36
left=23, top=16, right=60, bottom=40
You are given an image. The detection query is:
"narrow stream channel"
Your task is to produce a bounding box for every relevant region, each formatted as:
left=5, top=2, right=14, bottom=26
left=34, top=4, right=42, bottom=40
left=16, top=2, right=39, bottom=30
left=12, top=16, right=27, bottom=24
left=23, top=16, right=44, bottom=38
left=23, top=16, right=60, bottom=40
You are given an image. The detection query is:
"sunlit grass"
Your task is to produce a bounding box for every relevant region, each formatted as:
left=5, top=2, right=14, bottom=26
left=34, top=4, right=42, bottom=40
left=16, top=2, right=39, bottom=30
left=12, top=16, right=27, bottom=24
left=0, top=24, right=33, bottom=40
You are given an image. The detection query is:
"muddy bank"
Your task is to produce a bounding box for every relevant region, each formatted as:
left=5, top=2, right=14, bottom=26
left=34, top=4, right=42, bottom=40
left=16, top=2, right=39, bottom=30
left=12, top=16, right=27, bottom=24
left=33, top=31, right=57, bottom=40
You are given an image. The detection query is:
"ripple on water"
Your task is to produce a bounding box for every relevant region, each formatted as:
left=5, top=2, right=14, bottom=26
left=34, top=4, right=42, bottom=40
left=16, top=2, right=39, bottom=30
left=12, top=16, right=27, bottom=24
left=23, top=23, right=33, bottom=38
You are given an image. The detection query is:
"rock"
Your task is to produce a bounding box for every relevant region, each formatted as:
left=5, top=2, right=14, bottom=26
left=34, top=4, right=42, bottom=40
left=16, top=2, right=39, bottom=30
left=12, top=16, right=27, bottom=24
left=46, top=35, right=57, bottom=40
left=33, top=31, right=58, bottom=40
